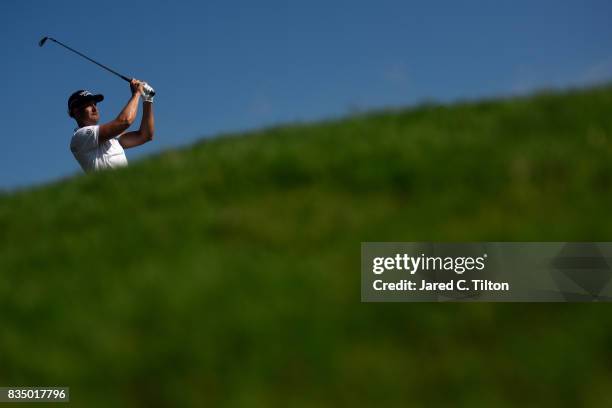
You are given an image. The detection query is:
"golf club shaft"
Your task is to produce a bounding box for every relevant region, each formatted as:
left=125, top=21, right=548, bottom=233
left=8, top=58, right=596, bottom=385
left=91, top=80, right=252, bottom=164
left=46, top=37, right=132, bottom=83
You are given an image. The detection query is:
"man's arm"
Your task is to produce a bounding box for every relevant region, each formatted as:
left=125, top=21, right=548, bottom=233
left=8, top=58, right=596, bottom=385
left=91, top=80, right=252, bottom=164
left=98, top=79, right=143, bottom=145
left=119, top=99, right=155, bottom=149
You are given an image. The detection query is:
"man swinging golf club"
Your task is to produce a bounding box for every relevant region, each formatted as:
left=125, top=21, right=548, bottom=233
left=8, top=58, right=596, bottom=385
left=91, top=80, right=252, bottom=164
left=68, top=79, right=155, bottom=172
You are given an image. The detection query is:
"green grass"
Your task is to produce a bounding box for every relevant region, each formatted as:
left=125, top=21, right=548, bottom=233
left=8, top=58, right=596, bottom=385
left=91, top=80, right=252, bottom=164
left=2, top=85, right=612, bottom=407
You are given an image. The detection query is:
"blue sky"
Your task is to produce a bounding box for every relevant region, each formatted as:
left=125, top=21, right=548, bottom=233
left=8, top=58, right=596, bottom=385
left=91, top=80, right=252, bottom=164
left=1, top=0, right=611, bottom=190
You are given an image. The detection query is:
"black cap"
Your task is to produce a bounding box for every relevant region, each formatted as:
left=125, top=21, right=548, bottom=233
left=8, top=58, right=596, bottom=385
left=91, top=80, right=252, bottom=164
left=67, top=90, right=104, bottom=113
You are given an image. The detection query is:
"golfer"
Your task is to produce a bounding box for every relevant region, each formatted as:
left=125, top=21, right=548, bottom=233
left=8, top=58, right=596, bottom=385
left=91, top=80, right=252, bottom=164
left=68, top=79, right=155, bottom=172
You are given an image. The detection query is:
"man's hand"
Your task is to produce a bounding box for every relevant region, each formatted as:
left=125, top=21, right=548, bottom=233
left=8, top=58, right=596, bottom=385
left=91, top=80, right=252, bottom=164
left=129, top=79, right=144, bottom=96
left=141, top=82, right=155, bottom=103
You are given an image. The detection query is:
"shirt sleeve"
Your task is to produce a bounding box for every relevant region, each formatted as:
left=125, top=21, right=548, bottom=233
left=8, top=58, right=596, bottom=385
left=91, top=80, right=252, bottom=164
left=70, top=125, right=99, bottom=153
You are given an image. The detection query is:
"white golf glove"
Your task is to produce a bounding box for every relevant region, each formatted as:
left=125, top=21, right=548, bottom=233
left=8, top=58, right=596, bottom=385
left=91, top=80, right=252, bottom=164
left=141, top=82, right=155, bottom=103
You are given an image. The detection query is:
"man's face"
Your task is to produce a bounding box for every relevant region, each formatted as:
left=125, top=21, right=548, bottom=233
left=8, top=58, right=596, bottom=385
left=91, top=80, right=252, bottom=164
left=72, top=101, right=99, bottom=125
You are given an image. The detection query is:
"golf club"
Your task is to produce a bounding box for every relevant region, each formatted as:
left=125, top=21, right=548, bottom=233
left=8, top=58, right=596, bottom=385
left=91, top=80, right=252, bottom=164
left=39, top=36, right=155, bottom=96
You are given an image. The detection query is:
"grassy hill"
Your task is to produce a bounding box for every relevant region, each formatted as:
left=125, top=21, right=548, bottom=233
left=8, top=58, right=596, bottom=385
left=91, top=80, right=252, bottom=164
left=1, top=85, right=612, bottom=407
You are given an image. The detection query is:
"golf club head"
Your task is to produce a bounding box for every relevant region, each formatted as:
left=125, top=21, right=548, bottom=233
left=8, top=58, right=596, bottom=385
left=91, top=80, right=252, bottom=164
left=38, top=37, right=49, bottom=47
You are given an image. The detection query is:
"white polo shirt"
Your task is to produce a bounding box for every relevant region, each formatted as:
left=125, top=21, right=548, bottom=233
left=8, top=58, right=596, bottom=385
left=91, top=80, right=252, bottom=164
left=70, top=125, right=128, bottom=172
